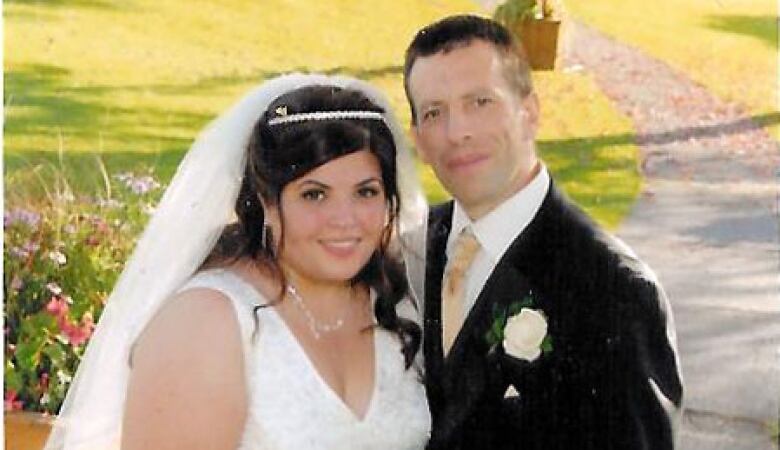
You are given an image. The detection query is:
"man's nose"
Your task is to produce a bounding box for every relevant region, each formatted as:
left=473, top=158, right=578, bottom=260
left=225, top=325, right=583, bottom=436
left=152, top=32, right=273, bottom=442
left=445, top=108, right=474, bottom=145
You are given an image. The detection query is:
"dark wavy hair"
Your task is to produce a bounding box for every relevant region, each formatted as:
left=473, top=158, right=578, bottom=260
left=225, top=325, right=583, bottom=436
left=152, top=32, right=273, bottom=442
left=203, top=84, right=421, bottom=368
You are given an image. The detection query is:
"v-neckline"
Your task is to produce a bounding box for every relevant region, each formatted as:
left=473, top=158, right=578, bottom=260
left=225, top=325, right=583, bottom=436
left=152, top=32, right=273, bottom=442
left=266, top=305, right=380, bottom=423
left=218, top=269, right=380, bottom=422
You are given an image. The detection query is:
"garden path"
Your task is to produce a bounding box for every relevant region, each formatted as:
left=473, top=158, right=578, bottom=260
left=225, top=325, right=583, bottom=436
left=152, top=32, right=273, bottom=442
left=563, top=20, right=780, bottom=450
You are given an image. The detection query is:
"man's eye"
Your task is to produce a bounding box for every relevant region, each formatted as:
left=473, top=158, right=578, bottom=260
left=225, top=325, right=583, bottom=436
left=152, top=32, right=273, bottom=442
left=301, top=189, right=325, bottom=201
left=475, top=97, right=492, bottom=107
left=422, top=108, right=440, bottom=122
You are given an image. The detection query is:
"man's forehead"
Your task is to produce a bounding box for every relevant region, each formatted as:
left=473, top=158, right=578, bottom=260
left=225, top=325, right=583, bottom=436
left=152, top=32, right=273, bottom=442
left=408, top=45, right=504, bottom=102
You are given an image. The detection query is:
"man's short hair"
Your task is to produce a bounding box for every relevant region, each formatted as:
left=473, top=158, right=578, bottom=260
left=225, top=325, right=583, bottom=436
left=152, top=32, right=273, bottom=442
left=403, top=14, right=534, bottom=124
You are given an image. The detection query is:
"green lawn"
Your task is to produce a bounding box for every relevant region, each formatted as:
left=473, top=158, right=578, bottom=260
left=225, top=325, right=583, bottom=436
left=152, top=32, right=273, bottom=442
left=5, top=1, right=641, bottom=229
left=564, top=0, right=780, bottom=138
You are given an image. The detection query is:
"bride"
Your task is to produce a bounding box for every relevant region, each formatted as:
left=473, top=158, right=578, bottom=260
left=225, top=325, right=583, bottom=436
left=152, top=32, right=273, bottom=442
left=44, top=74, right=431, bottom=449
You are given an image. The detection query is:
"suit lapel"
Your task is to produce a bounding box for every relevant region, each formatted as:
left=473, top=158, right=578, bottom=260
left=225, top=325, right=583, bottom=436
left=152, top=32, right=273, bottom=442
left=445, top=178, right=558, bottom=361
left=437, top=183, right=561, bottom=420
left=433, top=228, right=535, bottom=441
left=424, top=203, right=453, bottom=411
left=445, top=259, right=533, bottom=361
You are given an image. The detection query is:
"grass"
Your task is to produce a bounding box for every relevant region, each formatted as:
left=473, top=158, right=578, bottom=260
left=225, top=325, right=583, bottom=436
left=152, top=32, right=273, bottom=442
left=5, top=1, right=641, bottom=229
left=5, top=0, right=471, bottom=196
left=536, top=72, right=640, bottom=228
left=563, top=0, right=780, bottom=139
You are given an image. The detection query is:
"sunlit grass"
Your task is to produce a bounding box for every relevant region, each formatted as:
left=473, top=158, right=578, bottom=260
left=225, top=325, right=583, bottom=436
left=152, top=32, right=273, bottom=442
left=5, top=0, right=641, bottom=228
left=564, top=0, right=779, bottom=138
left=536, top=71, right=640, bottom=229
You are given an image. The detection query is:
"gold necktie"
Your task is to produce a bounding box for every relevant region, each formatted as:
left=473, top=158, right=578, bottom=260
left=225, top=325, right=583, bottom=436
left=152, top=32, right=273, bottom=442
left=441, top=228, right=481, bottom=354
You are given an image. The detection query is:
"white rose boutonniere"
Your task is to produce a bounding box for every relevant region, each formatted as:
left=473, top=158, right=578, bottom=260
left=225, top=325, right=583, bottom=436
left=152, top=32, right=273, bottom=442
left=485, top=294, right=553, bottom=362
left=503, top=308, right=548, bottom=361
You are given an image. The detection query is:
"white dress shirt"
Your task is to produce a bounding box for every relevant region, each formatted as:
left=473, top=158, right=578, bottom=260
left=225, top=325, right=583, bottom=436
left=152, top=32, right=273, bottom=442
left=446, top=166, right=550, bottom=316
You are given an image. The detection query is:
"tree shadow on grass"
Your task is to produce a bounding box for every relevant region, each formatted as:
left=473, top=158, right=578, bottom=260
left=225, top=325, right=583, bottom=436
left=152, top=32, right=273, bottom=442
left=705, top=14, right=778, bottom=49
left=4, top=62, right=407, bottom=199
left=4, top=63, right=216, bottom=197
left=543, top=111, right=780, bottom=150
left=537, top=111, right=780, bottom=227
left=5, top=63, right=213, bottom=152
left=120, top=65, right=404, bottom=96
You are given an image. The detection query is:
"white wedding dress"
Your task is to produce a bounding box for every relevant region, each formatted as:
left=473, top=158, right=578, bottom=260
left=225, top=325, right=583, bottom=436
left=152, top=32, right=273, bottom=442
left=179, top=268, right=432, bottom=450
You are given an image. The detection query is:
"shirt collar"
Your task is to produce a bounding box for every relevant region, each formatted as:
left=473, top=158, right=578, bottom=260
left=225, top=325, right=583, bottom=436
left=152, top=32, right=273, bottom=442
left=449, top=165, right=550, bottom=260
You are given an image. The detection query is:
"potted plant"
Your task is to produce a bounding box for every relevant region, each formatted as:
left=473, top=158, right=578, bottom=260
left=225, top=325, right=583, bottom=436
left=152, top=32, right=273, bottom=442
left=493, top=0, right=562, bottom=70
left=4, top=169, right=161, bottom=450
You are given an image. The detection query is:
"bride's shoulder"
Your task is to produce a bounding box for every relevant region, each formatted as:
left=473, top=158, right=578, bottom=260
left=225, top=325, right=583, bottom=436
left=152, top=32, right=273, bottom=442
left=124, top=275, right=247, bottom=449
left=134, top=281, right=242, bottom=359
left=187, top=261, right=276, bottom=306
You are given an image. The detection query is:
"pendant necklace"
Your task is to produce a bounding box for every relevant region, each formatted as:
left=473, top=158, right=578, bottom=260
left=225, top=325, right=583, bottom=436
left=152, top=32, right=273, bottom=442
left=286, top=284, right=352, bottom=339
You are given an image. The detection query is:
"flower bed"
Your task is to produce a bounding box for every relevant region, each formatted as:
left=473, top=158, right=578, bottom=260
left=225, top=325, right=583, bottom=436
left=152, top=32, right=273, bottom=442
left=4, top=171, right=162, bottom=414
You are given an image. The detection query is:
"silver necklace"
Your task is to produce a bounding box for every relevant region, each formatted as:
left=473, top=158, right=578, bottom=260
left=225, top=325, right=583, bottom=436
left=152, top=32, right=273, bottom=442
left=286, top=284, right=351, bottom=339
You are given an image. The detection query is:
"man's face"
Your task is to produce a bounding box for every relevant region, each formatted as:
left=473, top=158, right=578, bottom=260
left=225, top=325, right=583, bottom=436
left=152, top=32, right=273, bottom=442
left=408, top=39, right=539, bottom=219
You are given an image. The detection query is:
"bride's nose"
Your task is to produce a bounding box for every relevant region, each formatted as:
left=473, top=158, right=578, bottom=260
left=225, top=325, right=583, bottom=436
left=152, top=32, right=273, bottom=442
left=326, top=197, right=360, bottom=228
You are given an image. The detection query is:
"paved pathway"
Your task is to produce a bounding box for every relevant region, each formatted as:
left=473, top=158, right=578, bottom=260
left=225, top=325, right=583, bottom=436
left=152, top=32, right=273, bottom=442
left=563, top=21, right=780, bottom=450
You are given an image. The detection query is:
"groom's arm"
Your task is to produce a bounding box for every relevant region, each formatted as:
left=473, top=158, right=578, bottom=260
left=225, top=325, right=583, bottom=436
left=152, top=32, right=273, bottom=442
left=587, top=275, right=683, bottom=449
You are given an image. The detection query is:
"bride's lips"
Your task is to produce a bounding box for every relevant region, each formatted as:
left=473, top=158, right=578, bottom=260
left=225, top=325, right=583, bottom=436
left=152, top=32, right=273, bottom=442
left=319, top=238, right=362, bottom=258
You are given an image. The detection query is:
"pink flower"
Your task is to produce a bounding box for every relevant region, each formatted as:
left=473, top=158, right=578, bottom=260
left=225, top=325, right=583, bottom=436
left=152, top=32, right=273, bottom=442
left=62, top=324, right=89, bottom=347
left=60, top=313, right=95, bottom=347
left=90, top=217, right=110, bottom=234
left=4, top=390, right=23, bottom=411
left=46, top=296, right=69, bottom=317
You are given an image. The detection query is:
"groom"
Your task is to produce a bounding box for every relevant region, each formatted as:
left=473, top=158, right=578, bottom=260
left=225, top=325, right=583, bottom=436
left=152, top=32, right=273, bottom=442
left=404, top=15, right=683, bottom=449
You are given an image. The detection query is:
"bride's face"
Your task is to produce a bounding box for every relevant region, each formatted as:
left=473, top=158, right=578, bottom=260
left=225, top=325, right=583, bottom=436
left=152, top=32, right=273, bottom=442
left=267, top=149, right=388, bottom=286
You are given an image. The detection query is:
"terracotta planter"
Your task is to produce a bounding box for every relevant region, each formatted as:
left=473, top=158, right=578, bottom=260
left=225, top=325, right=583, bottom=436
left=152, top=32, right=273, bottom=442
left=5, top=411, right=54, bottom=450
left=514, top=18, right=561, bottom=70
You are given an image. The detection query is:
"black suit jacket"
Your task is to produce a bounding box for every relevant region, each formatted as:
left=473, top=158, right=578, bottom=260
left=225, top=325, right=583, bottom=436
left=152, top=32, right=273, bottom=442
left=424, top=181, right=683, bottom=450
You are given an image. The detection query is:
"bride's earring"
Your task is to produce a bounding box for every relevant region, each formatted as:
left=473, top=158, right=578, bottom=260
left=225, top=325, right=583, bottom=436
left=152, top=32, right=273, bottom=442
left=261, top=222, right=274, bottom=255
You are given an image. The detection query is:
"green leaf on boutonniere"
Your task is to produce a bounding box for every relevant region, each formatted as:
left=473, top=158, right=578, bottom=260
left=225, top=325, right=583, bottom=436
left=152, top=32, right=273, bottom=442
left=541, top=335, right=554, bottom=353
left=485, top=295, right=537, bottom=349
left=508, top=295, right=534, bottom=316
left=485, top=304, right=508, bottom=348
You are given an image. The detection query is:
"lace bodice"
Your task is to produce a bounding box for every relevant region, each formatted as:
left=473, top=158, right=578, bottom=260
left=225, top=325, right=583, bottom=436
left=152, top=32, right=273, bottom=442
left=180, top=269, right=431, bottom=450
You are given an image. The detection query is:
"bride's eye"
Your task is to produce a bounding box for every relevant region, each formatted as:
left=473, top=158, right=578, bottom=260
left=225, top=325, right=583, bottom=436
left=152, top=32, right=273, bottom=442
left=301, top=189, right=326, bottom=201
left=357, top=186, right=382, bottom=199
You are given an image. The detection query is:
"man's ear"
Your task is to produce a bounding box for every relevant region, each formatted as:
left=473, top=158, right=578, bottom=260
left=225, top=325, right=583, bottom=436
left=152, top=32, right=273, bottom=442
left=410, top=124, right=431, bottom=164
left=521, top=93, right=540, bottom=135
